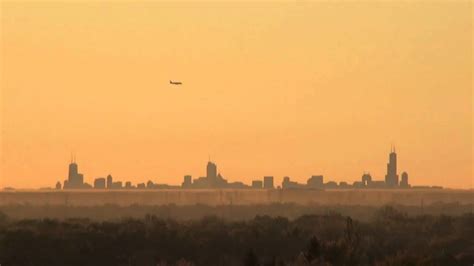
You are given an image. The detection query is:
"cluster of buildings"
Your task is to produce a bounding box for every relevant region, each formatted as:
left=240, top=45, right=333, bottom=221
left=182, top=161, right=269, bottom=189
left=57, top=164, right=179, bottom=190
left=57, top=147, right=421, bottom=190
left=279, top=147, right=411, bottom=189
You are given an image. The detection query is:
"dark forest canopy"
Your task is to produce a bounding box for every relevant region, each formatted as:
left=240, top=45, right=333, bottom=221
left=0, top=205, right=473, bottom=266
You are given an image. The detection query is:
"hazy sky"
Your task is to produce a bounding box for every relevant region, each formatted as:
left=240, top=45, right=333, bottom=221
left=1, top=1, right=472, bottom=189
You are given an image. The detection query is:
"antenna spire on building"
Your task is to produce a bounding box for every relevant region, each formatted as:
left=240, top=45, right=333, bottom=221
left=71, top=152, right=76, bottom=163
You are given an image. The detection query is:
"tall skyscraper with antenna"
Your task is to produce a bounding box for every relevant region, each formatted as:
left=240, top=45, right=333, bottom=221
left=385, top=146, right=399, bottom=187
left=64, top=154, right=84, bottom=189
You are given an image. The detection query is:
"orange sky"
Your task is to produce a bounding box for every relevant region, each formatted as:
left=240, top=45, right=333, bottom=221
left=1, top=1, right=472, bottom=189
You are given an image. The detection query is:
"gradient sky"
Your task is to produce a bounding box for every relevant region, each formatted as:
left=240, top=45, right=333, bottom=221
left=1, top=1, right=472, bottom=189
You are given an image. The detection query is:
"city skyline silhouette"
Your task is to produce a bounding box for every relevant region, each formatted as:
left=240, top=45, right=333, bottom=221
left=50, top=146, right=452, bottom=191
left=0, top=144, right=468, bottom=190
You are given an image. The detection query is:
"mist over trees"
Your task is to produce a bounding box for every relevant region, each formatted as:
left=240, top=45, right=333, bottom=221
left=0, top=202, right=470, bottom=221
left=0, top=205, right=472, bottom=266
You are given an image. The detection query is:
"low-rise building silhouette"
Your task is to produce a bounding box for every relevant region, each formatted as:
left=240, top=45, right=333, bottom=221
left=307, top=175, right=324, bottom=188
left=282, top=176, right=304, bottom=189
left=324, top=181, right=338, bottom=189
left=339, top=181, right=350, bottom=189
left=146, top=180, right=154, bottom=189
left=263, top=176, right=274, bottom=189
left=353, top=181, right=365, bottom=188
left=112, top=181, right=122, bottom=189
left=94, top=178, right=106, bottom=189
left=252, top=180, right=263, bottom=189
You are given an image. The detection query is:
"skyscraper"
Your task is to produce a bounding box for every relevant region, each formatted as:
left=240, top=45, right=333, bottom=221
left=385, top=147, right=399, bottom=187
left=106, top=174, right=113, bottom=189
left=68, top=161, right=78, bottom=180
left=64, top=156, right=84, bottom=189
left=207, top=161, right=217, bottom=180
left=192, top=160, right=230, bottom=188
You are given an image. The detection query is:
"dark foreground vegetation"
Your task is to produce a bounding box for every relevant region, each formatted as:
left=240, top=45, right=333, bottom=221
left=0, top=206, right=473, bottom=266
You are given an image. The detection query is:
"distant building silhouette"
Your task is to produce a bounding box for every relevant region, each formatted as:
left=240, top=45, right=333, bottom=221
left=385, top=147, right=399, bottom=187
left=207, top=161, right=217, bottom=180
left=94, top=178, right=106, bottom=189
left=112, top=181, right=122, bottom=189
left=361, top=172, right=372, bottom=186
left=252, top=180, right=263, bottom=189
left=353, top=181, right=365, bottom=188
left=339, top=181, right=350, bottom=189
left=263, top=176, right=274, bottom=189
left=324, top=181, right=338, bottom=189
left=282, top=176, right=290, bottom=188
left=230, top=182, right=248, bottom=188
left=106, top=175, right=113, bottom=189
left=307, top=175, right=324, bottom=188
left=369, top=181, right=386, bottom=188
left=147, top=180, right=154, bottom=189
left=125, top=181, right=132, bottom=189
left=400, top=171, right=410, bottom=188
left=55, top=181, right=62, bottom=190
left=182, top=175, right=192, bottom=188
left=192, top=160, right=237, bottom=188
left=63, top=156, right=85, bottom=189
left=282, top=176, right=304, bottom=189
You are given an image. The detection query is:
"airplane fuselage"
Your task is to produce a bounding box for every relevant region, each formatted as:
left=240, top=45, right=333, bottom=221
left=170, top=80, right=182, bottom=85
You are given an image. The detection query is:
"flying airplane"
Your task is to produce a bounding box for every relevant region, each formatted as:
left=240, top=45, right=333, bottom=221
left=170, top=80, right=182, bottom=85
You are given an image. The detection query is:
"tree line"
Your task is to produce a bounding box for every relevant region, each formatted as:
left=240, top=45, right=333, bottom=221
left=0, top=206, right=472, bottom=265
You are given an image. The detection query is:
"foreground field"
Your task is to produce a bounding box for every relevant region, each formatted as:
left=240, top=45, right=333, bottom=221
left=0, top=206, right=472, bottom=266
